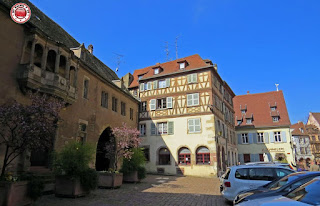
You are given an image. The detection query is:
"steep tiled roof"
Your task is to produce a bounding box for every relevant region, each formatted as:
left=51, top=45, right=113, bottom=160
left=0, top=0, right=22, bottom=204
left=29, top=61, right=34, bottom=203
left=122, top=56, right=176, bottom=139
left=0, top=0, right=119, bottom=82
left=129, top=54, right=210, bottom=88
left=234, top=91, right=291, bottom=127
left=291, top=122, right=307, bottom=136
left=310, top=112, right=320, bottom=125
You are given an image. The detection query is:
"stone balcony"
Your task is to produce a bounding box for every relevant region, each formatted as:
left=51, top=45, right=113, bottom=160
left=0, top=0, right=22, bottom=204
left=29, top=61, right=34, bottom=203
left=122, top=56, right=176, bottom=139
left=17, top=64, right=77, bottom=104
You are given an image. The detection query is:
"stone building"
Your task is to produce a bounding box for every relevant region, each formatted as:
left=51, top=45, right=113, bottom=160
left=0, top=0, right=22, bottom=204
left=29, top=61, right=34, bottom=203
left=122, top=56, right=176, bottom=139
left=125, top=54, right=237, bottom=177
left=291, top=122, right=313, bottom=164
left=234, top=91, right=294, bottom=165
left=0, top=0, right=139, bottom=174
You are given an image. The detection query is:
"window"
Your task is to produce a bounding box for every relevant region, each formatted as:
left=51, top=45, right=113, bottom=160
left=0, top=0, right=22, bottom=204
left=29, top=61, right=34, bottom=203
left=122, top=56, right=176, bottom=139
left=196, top=147, right=210, bottom=164
left=235, top=169, right=248, bottom=180
left=133, top=90, right=137, bottom=96
left=157, top=122, right=167, bottom=135
left=141, top=101, right=147, bottom=112
left=246, top=118, right=252, bottom=124
left=248, top=168, right=275, bottom=181
left=259, top=154, right=264, bottom=161
left=101, top=91, right=108, bottom=108
left=188, top=118, right=201, bottom=133
left=83, top=79, right=89, bottom=99
left=242, top=133, right=248, bottom=144
left=187, top=93, right=199, bottom=106
left=257, top=133, right=264, bottom=143
left=139, top=124, right=146, bottom=136
left=237, top=120, right=242, bottom=125
left=273, top=116, right=279, bottom=122
left=286, top=179, right=320, bottom=205
left=275, top=168, right=293, bottom=178
left=241, top=109, right=246, bottom=114
left=179, top=62, right=185, bottom=69
left=142, top=147, right=150, bottom=162
left=130, top=108, right=133, bottom=120
left=187, top=73, right=197, bottom=83
left=159, top=148, right=170, bottom=165
left=159, top=80, right=166, bottom=88
left=138, top=75, right=143, bottom=80
left=112, top=97, right=118, bottom=112
left=154, top=68, right=159, bottom=74
left=157, top=98, right=166, bottom=109
left=144, top=82, right=151, bottom=90
left=300, top=147, right=306, bottom=154
left=121, top=102, right=126, bottom=116
left=77, top=123, right=87, bottom=143
left=243, top=154, right=250, bottom=163
left=271, top=106, right=276, bottom=111
left=274, top=131, right=282, bottom=142
left=178, top=148, right=191, bottom=165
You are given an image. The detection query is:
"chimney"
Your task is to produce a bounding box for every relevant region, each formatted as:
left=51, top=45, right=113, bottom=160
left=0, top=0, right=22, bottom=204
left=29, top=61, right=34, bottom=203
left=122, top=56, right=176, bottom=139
left=247, top=91, right=250, bottom=94
left=88, top=44, right=93, bottom=54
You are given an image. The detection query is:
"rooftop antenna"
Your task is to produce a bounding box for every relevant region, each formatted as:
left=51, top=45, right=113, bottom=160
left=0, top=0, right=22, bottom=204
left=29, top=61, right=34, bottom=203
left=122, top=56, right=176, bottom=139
left=175, top=35, right=179, bottom=59
left=275, top=83, right=279, bottom=91
left=113, top=52, right=124, bottom=72
left=164, top=41, right=169, bottom=62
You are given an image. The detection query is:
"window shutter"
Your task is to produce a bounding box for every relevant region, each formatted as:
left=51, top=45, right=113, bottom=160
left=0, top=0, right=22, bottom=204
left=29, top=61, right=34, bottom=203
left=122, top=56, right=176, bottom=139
left=151, top=122, right=156, bottom=135
left=140, top=83, right=144, bottom=91
left=168, top=121, right=174, bottom=135
left=188, top=119, right=194, bottom=133
left=187, top=74, right=191, bottom=83
left=194, top=93, right=199, bottom=105
left=281, top=131, right=287, bottom=143
left=187, top=94, right=192, bottom=106
left=195, top=118, right=201, bottom=132
left=249, top=133, right=253, bottom=144
left=149, top=99, right=156, bottom=111
left=153, top=80, right=158, bottom=89
left=253, top=133, right=257, bottom=144
left=193, top=73, right=197, bottom=83
left=267, top=153, right=272, bottom=162
left=250, top=154, right=255, bottom=162
left=148, top=82, right=152, bottom=90
left=239, top=154, right=244, bottom=164
left=264, top=132, right=269, bottom=143
left=270, top=132, right=274, bottom=143
left=166, top=78, right=170, bottom=87
left=167, top=97, right=173, bottom=109
left=238, top=134, right=242, bottom=144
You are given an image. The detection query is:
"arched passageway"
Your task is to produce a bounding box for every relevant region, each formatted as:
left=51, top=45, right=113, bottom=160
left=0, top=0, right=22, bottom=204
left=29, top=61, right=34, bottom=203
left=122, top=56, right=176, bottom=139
left=96, top=127, right=115, bottom=171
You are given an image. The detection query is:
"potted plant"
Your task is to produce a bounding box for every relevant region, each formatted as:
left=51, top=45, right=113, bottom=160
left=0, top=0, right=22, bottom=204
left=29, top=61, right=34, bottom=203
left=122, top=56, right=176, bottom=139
left=121, top=148, right=146, bottom=183
left=53, top=142, right=98, bottom=198
left=0, top=94, right=63, bottom=206
left=98, top=123, right=140, bottom=188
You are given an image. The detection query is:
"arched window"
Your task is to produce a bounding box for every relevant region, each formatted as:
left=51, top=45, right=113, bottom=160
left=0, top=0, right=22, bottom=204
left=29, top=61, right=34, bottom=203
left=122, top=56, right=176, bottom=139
left=33, top=44, right=43, bottom=68
left=196, top=147, right=210, bottom=165
left=159, top=148, right=170, bottom=165
left=178, top=147, right=191, bottom=165
left=46, top=50, right=56, bottom=72
left=59, top=55, right=66, bottom=77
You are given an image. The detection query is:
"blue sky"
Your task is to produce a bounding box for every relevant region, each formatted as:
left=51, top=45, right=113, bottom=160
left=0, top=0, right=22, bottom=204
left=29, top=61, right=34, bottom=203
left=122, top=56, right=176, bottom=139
left=30, top=0, right=320, bottom=124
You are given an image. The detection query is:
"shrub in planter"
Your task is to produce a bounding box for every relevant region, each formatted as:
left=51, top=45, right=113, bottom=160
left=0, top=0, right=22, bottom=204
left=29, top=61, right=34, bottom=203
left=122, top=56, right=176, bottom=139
left=53, top=142, right=97, bottom=198
left=98, top=169, right=123, bottom=189
left=121, top=148, right=146, bottom=183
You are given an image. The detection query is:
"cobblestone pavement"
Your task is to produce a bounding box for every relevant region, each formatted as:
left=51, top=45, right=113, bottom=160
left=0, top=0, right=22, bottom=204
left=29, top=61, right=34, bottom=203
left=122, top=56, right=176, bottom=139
left=35, top=175, right=230, bottom=206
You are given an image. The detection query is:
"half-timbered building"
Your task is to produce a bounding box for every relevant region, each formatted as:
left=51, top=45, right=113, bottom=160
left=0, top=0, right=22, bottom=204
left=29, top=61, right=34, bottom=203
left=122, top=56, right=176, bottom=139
left=126, top=54, right=237, bottom=177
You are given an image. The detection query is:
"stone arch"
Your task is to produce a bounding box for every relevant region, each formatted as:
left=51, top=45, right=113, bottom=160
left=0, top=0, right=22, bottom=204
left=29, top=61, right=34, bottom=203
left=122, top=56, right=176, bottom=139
left=33, top=43, right=43, bottom=68
left=46, top=50, right=56, bottom=72
left=195, top=146, right=210, bottom=165
left=157, top=147, right=171, bottom=165
left=95, top=127, right=115, bottom=171
left=177, top=147, right=191, bottom=165
left=59, top=55, right=67, bottom=77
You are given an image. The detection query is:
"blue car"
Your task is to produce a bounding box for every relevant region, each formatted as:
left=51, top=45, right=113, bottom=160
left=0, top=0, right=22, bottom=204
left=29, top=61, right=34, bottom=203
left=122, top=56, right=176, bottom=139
left=234, top=172, right=320, bottom=205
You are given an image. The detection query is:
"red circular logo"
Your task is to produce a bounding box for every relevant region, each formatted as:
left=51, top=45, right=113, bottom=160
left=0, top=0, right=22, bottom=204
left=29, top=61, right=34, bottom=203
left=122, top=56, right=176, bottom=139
left=10, top=3, right=31, bottom=24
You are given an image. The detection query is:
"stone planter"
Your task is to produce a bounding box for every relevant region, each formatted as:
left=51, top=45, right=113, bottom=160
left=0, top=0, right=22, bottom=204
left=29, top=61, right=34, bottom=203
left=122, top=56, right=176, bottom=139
left=55, top=176, right=89, bottom=198
left=123, top=171, right=139, bottom=183
left=0, top=181, right=33, bottom=206
left=98, top=173, right=123, bottom=188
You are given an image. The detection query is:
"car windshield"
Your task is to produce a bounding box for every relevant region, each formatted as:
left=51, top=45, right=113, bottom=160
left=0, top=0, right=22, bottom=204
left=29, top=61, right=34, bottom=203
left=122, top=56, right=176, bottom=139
left=268, top=173, right=303, bottom=190
left=286, top=178, right=320, bottom=205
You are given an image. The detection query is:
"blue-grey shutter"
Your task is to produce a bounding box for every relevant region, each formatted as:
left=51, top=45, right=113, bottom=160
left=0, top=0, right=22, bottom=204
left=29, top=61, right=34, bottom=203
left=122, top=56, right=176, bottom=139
left=153, top=80, right=158, bottom=89
left=270, top=132, right=274, bottom=143
left=255, top=154, right=260, bottom=162
left=264, top=132, right=269, bottom=143
left=168, top=121, right=174, bottom=135
left=250, top=154, right=255, bottom=162
left=151, top=122, right=156, bottom=135
left=166, top=78, right=170, bottom=87
left=187, top=74, right=191, bottom=83
left=147, top=82, right=152, bottom=90
left=238, top=134, right=242, bottom=144
left=267, top=153, right=272, bottom=162
left=252, top=133, right=257, bottom=144
left=239, top=154, right=244, bottom=164
left=167, top=97, right=173, bottom=109
left=140, top=83, right=144, bottom=91
left=249, top=133, right=253, bottom=144
left=281, top=131, right=287, bottom=143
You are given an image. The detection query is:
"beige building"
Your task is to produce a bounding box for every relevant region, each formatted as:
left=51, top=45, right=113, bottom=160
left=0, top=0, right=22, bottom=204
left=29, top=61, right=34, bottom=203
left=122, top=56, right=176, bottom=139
left=125, top=55, right=237, bottom=177
left=234, top=91, right=294, bottom=165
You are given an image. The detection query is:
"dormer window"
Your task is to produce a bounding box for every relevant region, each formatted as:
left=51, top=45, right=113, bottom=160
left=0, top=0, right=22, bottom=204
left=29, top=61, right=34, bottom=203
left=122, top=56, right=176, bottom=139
left=246, top=118, right=252, bottom=124
left=272, top=116, right=279, bottom=122
left=179, top=62, right=185, bottom=69
left=241, top=110, right=246, bottom=114
left=154, top=68, right=159, bottom=74
left=138, top=75, right=143, bottom=80
left=299, top=128, right=304, bottom=133
left=237, top=120, right=242, bottom=125
left=271, top=106, right=276, bottom=111
left=240, top=104, right=247, bottom=114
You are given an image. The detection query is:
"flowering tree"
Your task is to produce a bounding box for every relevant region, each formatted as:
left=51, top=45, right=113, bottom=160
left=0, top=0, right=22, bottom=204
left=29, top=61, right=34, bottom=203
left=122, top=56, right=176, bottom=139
left=105, top=123, right=141, bottom=171
left=0, top=93, right=63, bottom=179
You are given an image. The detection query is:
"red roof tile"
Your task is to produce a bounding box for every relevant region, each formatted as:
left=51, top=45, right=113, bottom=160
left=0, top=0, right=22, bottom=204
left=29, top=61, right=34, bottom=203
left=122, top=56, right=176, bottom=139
left=291, top=122, right=307, bottom=136
left=310, top=113, right=320, bottom=125
left=234, top=91, right=291, bottom=127
left=129, top=54, right=210, bottom=88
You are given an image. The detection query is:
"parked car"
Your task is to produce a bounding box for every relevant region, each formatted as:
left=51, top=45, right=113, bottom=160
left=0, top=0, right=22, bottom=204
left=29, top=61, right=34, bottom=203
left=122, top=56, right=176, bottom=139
left=244, top=162, right=294, bottom=170
left=234, top=171, right=320, bottom=205
left=220, top=165, right=295, bottom=201
left=236, top=176, right=320, bottom=205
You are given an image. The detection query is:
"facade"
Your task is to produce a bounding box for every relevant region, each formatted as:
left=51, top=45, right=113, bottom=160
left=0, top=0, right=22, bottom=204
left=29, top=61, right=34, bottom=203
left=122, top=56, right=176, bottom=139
left=307, top=112, right=320, bottom=129
left=306, top=124, right=320, bottom=160
left=291, top=122, right=313, bottom=164
left=0, top=0, right=139, bottom=174
left=126, top=55, right=237, bottom=177
left=234, top=91, right=294, bottom=165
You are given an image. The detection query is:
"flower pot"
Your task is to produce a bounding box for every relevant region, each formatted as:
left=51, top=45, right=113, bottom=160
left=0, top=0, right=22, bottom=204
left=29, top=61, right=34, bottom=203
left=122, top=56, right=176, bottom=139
left=98, top=173, right=123, bottom=188
left=54, top=176, right=89, bottom=198
left=123, top=171, right=139, bottom=183
left=0, top=181, right=33, bottom=206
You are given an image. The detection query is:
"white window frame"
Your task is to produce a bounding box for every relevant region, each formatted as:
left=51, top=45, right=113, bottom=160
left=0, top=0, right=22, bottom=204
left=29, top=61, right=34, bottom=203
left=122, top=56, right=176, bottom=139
left=274, top=131, right=282, bottom=142
left=272, top=116, right=279, bottom=122
left=271, top=106, right=276, bottom=111
left=188, top=118, right=201, bottom=133
left=257, top=133, right=264, bottom=143
left=242, top=133, right=248, bottom=144
left=187, top=93, right=199, bottom=106
left=156, top=98, right=166, bottom=109
left=154, top=68, right=159, bottom=74
left=179, top=62, right=185, bottom=69
left=144, top=82, right=149, bottom=90
left=246, top=118, right=252, bottom=124
left=187, top=73, right=197, bottom=84
left=139, top=124, right=146, bottom=136
left=159, top=80, right=166, bottom=88
left=157, top=122, right=168, bottom=135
